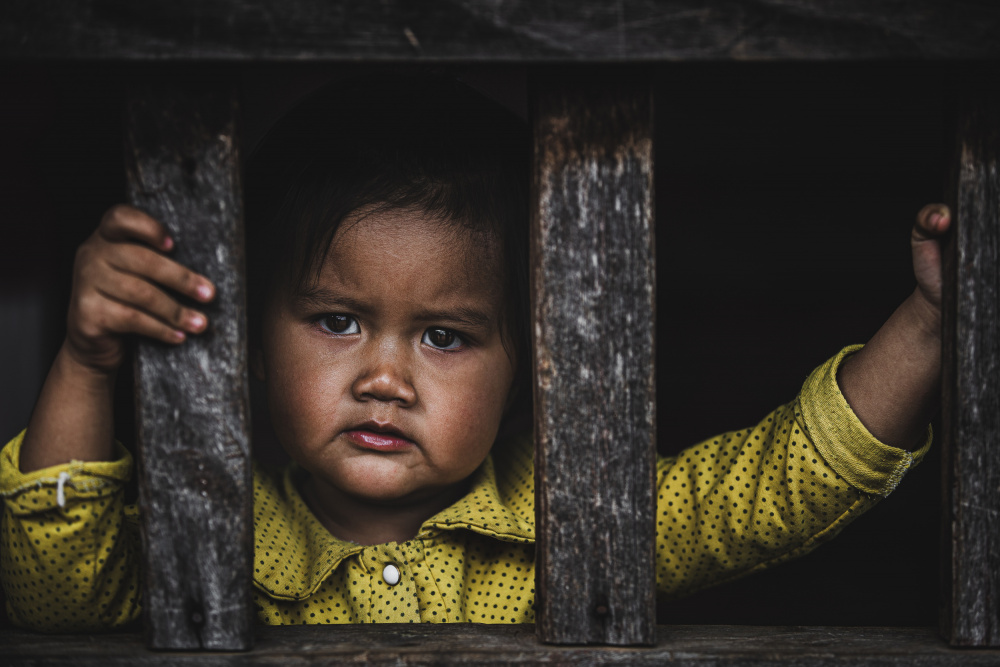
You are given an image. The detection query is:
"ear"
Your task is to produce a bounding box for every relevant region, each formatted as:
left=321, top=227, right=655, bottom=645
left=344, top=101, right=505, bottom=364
left=251, top=347, right=266, bottom=382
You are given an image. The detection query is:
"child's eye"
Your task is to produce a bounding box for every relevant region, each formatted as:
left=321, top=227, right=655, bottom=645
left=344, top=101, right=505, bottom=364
left=318, top=314, right=360, bottom=335
left=422, top=328, right=463, bottom=350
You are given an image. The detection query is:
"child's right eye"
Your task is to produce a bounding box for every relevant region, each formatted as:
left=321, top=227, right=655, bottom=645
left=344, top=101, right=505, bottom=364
left=318, top=314, right=360, bottom=335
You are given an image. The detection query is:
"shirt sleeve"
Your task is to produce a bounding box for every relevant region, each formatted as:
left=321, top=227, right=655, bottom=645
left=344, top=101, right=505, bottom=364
left=655, top=345, right=932, bottom=598
left=0, top=430, right=142, bottom=631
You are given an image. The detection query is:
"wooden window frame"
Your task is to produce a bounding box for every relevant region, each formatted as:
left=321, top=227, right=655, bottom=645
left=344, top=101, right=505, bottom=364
left=3, top=2, right=999, bottom=663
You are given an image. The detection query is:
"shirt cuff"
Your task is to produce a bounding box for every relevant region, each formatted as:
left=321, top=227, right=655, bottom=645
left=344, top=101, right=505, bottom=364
left=796, top=345, right=933, bottom=497
left=0, top=429, right=133, bottom=514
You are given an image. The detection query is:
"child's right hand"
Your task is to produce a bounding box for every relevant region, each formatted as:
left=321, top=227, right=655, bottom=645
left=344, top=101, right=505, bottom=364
left=65, top=205, right=215, bottom=374
left=20, top=205, right=216, bottom=472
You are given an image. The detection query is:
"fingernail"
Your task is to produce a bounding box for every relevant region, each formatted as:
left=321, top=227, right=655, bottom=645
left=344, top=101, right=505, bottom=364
left=196, top=285, right=213, bottom=300
left=188, top=314, right=206, bottom=330
left=162, top=236, right=174, bottom=251
left=172, top=330, right=186, bottom=342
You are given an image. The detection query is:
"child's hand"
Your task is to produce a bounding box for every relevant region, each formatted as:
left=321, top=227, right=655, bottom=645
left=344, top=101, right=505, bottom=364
left=20, top=205, right=216, bottom=471
left=65, top=205, right=215, bottom=374
left=911, top=203, right=951, bottom=332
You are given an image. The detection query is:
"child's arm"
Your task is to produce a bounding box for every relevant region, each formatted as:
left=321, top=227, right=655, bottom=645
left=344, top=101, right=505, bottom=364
left=656, top=206, right=947, bottom=598
left=2, top=205, right=214, bottom=631
left=837, top=204, right=949, bottom=450
left=19, top=205, right=215, bottom=472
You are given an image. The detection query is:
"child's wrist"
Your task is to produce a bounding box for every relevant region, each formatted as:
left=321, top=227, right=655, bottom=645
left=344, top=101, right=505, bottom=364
left=56, top=340, right=119, bottom=391
left=906, top=288, right=942, bottom=343
left=19, top=342, right=118, bottom=473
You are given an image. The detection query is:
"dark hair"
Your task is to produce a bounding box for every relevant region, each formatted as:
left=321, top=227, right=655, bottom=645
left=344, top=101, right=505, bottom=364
left=245, top=74, right=531, bottom=424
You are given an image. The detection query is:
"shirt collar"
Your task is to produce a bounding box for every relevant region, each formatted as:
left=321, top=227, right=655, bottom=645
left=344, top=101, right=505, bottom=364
left=422, top=437, right=535, bottom=543
left=252, top=461, right=365, bottom=600
left=252, top=433, right=535, bottom=600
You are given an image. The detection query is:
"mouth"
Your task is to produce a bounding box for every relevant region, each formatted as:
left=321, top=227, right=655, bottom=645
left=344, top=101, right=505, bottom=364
left=344, top=421, right=416, bottom=452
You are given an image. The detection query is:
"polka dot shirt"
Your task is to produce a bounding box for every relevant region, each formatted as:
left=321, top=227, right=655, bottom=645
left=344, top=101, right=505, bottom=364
left=1, top=346, right=930, bottom=630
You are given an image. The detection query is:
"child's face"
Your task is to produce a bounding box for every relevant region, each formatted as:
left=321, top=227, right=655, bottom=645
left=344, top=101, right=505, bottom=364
left=256, top=207, right=516, bottom=508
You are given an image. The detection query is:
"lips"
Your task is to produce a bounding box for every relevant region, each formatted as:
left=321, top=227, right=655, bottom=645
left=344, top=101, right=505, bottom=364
left=344, top=421, right=415, bottom=452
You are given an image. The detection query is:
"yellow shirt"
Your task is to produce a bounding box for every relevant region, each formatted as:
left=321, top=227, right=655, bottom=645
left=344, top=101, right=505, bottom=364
left=0, top=346, right=930, bottom=631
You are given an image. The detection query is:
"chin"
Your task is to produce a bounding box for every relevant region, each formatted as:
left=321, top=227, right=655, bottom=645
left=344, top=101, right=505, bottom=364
left=317, top=455, right=472, bottom=506
left=342, top=474, right=462, bottom=507
left=343, top=482, right=413, bottom=504
left=331, top=463, right=420, bottom=503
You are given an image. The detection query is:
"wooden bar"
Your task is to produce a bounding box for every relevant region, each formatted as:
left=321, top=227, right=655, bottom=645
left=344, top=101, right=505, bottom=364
left=941, top=82, right=1000, bottom=647
left=2, top=1, right=999, bottom=62
left=531, top=71, right=656, bottom=646
left=125, top=82, right=253, bottom=651
left=7, top=624, right=1000, bottom=666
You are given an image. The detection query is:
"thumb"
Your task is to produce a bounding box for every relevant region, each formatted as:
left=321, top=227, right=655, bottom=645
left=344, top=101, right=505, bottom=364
left=911, top=204, right=950, bottom=308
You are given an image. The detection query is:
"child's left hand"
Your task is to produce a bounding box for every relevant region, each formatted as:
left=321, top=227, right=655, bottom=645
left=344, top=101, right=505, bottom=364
left=910, top=203, right=951, bottom=332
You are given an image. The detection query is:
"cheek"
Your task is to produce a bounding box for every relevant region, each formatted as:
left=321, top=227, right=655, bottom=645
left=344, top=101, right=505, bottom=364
left=265, top=341, right=350, bottom=445
left=431, top=355, right=515, bottom=449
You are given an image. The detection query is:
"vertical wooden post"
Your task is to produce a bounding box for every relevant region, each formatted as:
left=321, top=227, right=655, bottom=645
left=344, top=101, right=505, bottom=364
left=125, top=81, right=253, bottom=651
left=531, top=71, right=656, bottom=646
left=942, top=81, right=1000, bottom=647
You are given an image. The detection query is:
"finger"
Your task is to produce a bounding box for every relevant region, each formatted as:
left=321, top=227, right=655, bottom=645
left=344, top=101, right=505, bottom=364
left=94, top=273, right=208, bottom=334
left=914, top=203, right=951, bottom=241
left=97, top=205, right=175, bottom=252
left=105, top=243, right=215, bottom=303
left=98, top=299, right=189, bottom=345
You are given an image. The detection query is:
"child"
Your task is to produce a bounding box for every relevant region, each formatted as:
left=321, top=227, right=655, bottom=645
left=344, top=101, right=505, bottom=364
left=1, top=76, right=946, bottom=629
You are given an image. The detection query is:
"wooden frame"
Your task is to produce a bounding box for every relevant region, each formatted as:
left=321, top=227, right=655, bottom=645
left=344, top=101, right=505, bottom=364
left=2, top=0, right=999, bottom=61
left=532, top=70, right=656, bottom=645
left=126, top=81, right=254, bottom=650
left=3, top=1, right=1000, bottom=662
left=7, top=624, right=1000, bottom=665
left=941, top=77, right=1000, bottom=647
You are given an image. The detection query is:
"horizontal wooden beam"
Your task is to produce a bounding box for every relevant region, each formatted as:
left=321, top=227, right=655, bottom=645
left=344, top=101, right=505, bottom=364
left=2, top=1, right=999, bottom=62
left=5, top=625, right=1000, bottom=665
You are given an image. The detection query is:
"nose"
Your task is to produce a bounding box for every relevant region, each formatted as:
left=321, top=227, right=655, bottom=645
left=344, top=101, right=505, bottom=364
left=351, top=341, right=417, bottom=406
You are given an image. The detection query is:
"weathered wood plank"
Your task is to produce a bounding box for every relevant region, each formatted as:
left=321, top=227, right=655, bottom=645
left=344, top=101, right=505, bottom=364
left=531, top=71, right=655, bottom=645
left=2, top=1, right=1000, bottom=62
left=941, top=81, right=1000, bottom=647
left=7, top=625, right=1000, bottom=666
left=125, top=82, right=253, bottom=650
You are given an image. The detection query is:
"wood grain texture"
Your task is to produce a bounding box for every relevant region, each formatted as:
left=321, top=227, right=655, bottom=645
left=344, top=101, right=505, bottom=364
left=125, top=82, right=253, bottom=651
left=941, top=81, right=1000, bottom=647
left=531, top=71, right=655, bottom=646
left=7, top=624, right=1000, bottom=666
left=2, top=1, right=1000, bottom=62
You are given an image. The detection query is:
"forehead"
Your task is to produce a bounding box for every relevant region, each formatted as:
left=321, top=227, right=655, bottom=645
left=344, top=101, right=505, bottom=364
left=313, top=207, right=504, bottom=306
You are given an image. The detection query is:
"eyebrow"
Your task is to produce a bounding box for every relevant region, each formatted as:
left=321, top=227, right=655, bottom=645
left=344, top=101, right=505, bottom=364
left=412, top=306, right=495, bottom=331
left=293, top=286, right=496, bottom=330
left=293, top=286, right=371, bottom=315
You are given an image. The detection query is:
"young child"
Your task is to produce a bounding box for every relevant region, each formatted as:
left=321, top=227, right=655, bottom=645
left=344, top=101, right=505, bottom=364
left=1, top=76, right=947, bottom=630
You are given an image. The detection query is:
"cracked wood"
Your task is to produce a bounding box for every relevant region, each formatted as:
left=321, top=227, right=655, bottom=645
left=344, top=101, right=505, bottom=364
left=531, top=71, right=656, bottom=646
left=941, top=80, right=1000, bottom=648
left=125, top=81, right=253, bottom=651
left=2, top=1, right=999, bottom=61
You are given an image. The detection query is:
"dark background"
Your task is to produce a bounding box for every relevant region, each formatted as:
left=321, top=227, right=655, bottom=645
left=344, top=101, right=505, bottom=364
left=0, top=61, right=947, bottom=627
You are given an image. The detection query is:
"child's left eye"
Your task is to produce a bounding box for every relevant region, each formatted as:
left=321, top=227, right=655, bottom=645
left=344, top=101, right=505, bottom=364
left=422, top=328, right=463, bottom=350
left=318, top=314, right=360, bottom=335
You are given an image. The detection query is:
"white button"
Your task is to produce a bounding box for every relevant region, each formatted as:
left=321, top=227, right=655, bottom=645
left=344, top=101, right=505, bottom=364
left=382, top=564, right=400, bottom=586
